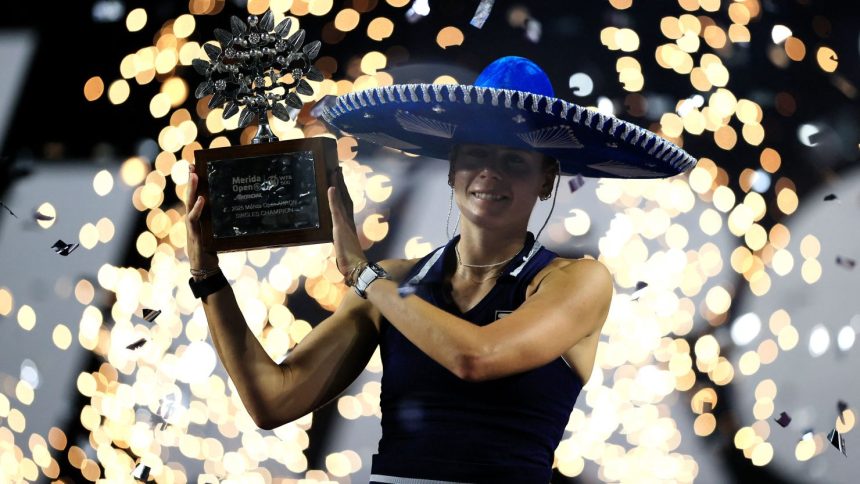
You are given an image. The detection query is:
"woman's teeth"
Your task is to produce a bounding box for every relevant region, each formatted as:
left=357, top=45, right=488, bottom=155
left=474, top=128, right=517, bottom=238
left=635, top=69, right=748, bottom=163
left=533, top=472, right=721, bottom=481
left=472, top=192, right=505, bottom=201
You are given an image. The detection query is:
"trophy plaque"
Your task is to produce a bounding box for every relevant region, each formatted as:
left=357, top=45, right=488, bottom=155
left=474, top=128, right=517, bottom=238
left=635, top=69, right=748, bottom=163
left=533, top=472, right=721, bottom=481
left=191, top=9, right=337, bottom=252
left=195, top=137, right=337, bottom=252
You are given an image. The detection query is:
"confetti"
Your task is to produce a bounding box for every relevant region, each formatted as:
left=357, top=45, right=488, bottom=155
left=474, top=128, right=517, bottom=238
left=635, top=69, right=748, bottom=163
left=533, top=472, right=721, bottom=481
left=836, top=256, right=856, bottom=269
left=51, top=240, right=80, bottom=256
left=405, top=0, right=430, bottom=22
left=823, top=193, right=838, bottom=201
left=134, top=407, right=154, bottom=425
left=525, top=18, right=542, bottom=43
left=0, top=201, right=18, bottom=218
left=827, top=428, right=847, bottom=456
left=568, top=174, right=586, bottom=192
left=135, top=405, right=168, bottom=430
left=838, top=400, right=849, bottom=425
left=126, top=338, right=147, bottom=350
left=631, top=281, right=648, bottom=301
left=34, top=211, right=55, bottom=221
left=405, top=8, right=424, bottom=23
left=801, top=429, right=814, bottom=441
left=154, top=396, right=178, bottom=430
left=141, top=309, right=161, bottom=323
left=132, top=462, right=151, bottom=481
left=470, top=0, right=495, bottom=29
left=808, top=130, right=826, bottom=146
left=775, top=411, right=792, bottom=427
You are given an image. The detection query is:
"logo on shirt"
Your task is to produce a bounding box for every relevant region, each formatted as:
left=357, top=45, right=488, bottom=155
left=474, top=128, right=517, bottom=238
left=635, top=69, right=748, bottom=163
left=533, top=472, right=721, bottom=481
left=494, top=310, right=513, bottom=320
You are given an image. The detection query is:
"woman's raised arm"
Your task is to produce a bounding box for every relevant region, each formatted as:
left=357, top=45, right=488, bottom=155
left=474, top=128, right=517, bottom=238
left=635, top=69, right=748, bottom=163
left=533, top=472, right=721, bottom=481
left=185, top=168, right=381, bottom=430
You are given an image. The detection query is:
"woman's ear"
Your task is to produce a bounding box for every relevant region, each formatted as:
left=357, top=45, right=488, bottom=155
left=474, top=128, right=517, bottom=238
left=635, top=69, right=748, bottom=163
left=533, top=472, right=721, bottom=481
left=542, top=161, right=559, bottom=194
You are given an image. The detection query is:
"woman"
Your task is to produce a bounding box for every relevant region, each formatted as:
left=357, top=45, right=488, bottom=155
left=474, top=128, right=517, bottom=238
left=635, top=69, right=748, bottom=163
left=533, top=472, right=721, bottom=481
left=185, top=57, right=694, bottom=483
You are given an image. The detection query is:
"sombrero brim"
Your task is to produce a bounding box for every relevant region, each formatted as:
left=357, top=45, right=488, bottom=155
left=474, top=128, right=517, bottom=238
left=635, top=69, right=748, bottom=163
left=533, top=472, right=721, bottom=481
left=322, top=83, right=697, bottom=179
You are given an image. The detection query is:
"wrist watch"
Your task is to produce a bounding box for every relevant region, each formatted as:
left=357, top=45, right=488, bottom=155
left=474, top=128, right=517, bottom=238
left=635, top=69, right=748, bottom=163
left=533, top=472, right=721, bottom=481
left=353, top=262, right=390, bottom=299
left=189, top=270, right=229, bottom=300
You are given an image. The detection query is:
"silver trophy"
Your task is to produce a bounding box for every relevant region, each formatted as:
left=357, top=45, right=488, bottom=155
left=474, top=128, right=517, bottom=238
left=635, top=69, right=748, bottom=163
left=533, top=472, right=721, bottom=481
left=192, top=9, right=338, bottom=253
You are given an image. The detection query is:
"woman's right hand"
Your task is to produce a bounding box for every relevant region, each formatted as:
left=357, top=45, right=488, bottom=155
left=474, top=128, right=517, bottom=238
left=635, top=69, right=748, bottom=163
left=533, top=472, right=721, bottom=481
left=184, top=165, right=219, bottom=272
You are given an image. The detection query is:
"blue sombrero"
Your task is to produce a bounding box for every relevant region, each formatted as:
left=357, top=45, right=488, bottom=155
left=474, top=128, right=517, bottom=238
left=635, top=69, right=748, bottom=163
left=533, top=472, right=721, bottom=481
left=322, top=56, right=697, bottom=179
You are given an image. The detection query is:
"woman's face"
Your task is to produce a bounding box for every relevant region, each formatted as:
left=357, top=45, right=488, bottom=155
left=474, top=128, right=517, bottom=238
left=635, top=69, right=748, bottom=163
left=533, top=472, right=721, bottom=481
left=449, top=143, right=554, bottom=230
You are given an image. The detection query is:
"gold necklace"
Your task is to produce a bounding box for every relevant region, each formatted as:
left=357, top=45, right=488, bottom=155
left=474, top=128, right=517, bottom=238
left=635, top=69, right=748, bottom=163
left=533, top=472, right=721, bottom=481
left=454, top=243, right=521, bottom=268
left=455, top=266, right=505, bottom=284
left=453, top=243, right=523, bottom=283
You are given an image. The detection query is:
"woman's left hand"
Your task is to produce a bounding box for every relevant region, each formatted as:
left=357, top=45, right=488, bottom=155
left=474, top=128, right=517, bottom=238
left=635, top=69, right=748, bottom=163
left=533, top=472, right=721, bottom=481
left=327, top=167, right=367, bottom=282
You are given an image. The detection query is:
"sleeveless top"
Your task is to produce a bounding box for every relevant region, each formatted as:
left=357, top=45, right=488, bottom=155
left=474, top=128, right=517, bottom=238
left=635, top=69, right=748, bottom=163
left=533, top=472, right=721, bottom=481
left=369, top=233, right=585, bottom=484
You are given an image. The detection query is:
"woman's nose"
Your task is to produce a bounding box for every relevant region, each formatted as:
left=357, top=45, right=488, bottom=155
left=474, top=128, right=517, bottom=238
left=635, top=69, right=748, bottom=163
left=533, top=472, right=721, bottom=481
left=477, top=162, right=504, bottom=178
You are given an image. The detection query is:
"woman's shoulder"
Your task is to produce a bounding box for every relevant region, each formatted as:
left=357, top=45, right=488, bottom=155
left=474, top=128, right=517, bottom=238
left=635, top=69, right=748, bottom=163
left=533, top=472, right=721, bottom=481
left=546, top=256, right=608, bottom=272
left=552, top=256, right=611, bottom=281
left=527, top=256, right=612, bottom=296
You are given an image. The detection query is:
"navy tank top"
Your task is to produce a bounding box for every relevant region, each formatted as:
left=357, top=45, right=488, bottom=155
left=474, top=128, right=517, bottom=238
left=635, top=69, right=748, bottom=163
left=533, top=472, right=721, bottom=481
left=370, top=233, right=584, bottom=484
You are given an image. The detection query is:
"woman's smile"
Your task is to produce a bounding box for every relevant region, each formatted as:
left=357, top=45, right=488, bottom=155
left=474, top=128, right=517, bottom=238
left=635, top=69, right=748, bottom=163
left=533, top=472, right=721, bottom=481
left=470, top=191, right=508, bottom=202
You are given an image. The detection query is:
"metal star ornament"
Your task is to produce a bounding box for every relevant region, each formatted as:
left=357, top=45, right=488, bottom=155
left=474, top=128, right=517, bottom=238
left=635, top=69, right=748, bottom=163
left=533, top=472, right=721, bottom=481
left=193, top=9, right=323, bottom=144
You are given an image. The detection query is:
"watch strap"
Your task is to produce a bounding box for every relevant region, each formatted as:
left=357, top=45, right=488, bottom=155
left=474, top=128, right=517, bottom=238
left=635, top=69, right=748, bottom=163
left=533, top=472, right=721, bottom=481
left=353, top=262, right=390, bottom=299
left=189, top=271, right=229, bottom=300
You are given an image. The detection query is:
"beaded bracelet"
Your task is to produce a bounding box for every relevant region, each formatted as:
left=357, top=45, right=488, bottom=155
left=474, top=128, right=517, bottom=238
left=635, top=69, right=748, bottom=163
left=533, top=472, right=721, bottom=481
left=345, top=261, right=368, bottom=287
left=190, top=267, right=221, bottom=280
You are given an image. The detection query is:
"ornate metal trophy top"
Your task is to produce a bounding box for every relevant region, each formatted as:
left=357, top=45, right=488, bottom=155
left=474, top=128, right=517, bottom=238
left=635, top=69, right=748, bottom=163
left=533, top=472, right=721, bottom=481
left=191, top=9, right=337, bottom=253
left=192, top=9, right=323, bottom=144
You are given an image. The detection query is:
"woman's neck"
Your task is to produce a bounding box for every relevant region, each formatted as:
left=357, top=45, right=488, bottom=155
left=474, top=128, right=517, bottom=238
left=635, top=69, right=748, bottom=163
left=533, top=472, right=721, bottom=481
left=453, top=223, right=529, bottom=282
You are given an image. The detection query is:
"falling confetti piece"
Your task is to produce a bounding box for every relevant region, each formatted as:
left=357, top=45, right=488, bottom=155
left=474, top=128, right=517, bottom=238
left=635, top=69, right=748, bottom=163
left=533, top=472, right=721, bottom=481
left=827, top=428, right=847, bottom=456
left=775, top=411, right=792, bottom=427
left=835, top=256, right=856, bottom=269
left=0, top=201, right=18, bottom=218
left=631, top=281, right=648, bottom=301
left=823, top=193, right=837, bottom=201
left=808, top=131, right=825, bottom=146
left=34, top=211, right=55, bottom=221
left=470, top=0, right=495, bottom=28
left=838, top=400, right=849, bottom=425
left=135, top=406, right=169, bottom=430
left=568, top=174, right=585, bottom=193
left=132, top=462, right=151, bottom=481
left=405, top=0, right=430, bottom=22
left=51, top=240, right=79, bottom=256
left=152, top=396, right=179, bottom=430
left=126, top=338, right=147, bottom=350
left=525, top=18, right=542, bottom=43
left=141, top=309, right=161, bottom=322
